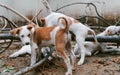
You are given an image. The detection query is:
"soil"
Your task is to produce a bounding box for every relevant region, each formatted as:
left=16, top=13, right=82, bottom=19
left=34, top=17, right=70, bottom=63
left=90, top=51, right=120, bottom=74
left=0, top=41, right=120, bottom=75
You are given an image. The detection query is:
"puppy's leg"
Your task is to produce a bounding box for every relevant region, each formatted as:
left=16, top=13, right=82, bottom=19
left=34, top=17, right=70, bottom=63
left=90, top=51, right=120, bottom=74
left=74, top=43, right=80, bottom=55
left=85, top=49, right=92, bottom=56
left=61, top=51, right=72, bottom=75
left=74, top=43, right=92, bottom=57
left=56, top=46, right=72, bottom=75
left=70, top=50, right=77, bottom=70
left=30, top=42, right=38, bottom=66
left=10, top=45, right=31, bottom=58
left=66, top=41, right=76, bottom=70
left=76, top=36, right=86, bottom=66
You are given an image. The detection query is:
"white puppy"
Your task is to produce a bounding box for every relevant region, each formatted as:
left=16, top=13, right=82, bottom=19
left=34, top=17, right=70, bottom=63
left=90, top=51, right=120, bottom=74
left=40, top=12, right=98, bottom=66
left=74, top=25, right=120, bottom=56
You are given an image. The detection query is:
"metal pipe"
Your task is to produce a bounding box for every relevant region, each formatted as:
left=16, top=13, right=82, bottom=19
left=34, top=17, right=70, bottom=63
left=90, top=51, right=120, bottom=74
left=85, top=35, right=120, bottom=43
left=0, top=34, right=20, bottom=40
left=0, top=34, right=120, bottom=43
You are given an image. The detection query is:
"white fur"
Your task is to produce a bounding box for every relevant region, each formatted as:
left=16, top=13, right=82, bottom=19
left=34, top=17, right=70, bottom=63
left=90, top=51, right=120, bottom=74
left=103, top=25, right=120, bottom=35
left=30, top=40, right=38, bottom=66
left=18, top=26, right=31, bottom=45
left=10, top=45, right=31, bottom=57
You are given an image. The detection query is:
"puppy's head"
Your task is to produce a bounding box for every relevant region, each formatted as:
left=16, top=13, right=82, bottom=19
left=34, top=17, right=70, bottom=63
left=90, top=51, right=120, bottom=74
left=105, top=26, right=117, bottom=35
left=10, top=24, right=35, bottom=45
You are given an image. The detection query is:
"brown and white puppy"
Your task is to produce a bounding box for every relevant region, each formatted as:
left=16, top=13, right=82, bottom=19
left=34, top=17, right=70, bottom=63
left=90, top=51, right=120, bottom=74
left=10, top=17, right=76, bottom=75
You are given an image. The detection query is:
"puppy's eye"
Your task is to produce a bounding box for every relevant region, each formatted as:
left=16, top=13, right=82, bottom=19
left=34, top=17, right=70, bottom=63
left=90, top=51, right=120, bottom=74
left=21, top=35, right=24, bottom=38
left=28, top=34, right=30, bottom=37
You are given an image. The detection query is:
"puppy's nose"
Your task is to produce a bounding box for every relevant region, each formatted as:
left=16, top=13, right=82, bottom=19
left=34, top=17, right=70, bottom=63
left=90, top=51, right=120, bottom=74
left=25, top=42, right=30, bottom=45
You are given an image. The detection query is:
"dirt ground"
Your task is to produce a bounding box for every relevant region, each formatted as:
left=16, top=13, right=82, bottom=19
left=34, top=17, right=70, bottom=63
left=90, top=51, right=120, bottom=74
left=0, top=41, right=120, bottom=75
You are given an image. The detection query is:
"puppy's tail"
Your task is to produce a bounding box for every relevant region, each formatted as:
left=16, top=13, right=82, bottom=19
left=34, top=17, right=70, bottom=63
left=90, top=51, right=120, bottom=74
left=87, top=27, right=101, bottom=55
left=57, top=17, right=69, bottom=32
left=87, top=27, right=99, bottom=45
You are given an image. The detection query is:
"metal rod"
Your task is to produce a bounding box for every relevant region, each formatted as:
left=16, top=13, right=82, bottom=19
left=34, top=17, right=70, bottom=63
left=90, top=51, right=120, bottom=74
left=0, top=34, right=20, bottom=40
left=0, top=34, right=120, bottom=43
left=85, top=35, right=120, bottom=43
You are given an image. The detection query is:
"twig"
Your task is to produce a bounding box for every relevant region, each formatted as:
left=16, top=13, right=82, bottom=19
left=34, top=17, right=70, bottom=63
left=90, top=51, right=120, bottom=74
left=31, top=9, right=42, bottom=26
left=78, top=15, right=110, bottom=26
left=0, top=18, right=7, bottom=32
left=0, top=16, right=18, bottom=28
left=0, top=16, right=18, bottom=54
left=114, top=17, right=120, bottom=26
left=0, top=16, right=18, bottom=29
left=0, top=39, right=13, bottom=54
left=0, top=3, right=35, bottom=24
left=42, top=0, right=53, bottom=13
left=13, top=48, right=54, bottom=75
left=13, top=57, right=48, bottom=75
left=55, top=2, right=111, bottom=26
left=31, top=9, right=42, bottom=22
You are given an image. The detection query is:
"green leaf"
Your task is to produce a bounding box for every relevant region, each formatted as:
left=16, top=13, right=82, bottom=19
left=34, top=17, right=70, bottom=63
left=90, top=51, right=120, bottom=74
left=3, top=66, right=15, bottom=72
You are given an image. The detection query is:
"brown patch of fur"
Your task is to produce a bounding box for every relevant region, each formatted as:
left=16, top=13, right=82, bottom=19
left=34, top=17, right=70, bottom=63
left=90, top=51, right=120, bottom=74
left=58, top=17, right=69, bottom=32
left=40, top=18, right=46, bottom=27
left=55, top=29, right=67, bottom=59
left=10, top=27, right=22, bottom=36
left=33, top=26, right=56, bottom=44
left=27, top=24, right=36, bottom=30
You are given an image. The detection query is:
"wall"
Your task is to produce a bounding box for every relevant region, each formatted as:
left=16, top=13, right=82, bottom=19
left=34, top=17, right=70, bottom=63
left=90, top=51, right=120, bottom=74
left=0, top=0, right=120, bottom=22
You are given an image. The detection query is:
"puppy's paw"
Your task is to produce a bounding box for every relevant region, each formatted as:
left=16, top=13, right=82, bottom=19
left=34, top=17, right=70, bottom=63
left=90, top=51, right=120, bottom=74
left=65, top=71, right=72, bottom=75
left=77, top=61, right=84, bottom=66
left=9, top=53, right=19, bottom=58
left=48, top=56, right=53, bottom=60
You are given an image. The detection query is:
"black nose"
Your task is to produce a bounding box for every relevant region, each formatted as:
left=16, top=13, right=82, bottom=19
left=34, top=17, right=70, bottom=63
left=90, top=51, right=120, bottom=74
left=25, top=42, right=30, bottom=45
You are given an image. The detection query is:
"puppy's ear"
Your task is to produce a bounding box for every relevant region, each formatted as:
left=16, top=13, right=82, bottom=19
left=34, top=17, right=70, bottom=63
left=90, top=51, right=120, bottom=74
left=27, top=25, right=35, bottom=31
left=107, top=30, right=112, bottom=35
left=40, top=18, right=46, bottom=27
left=10, top=28, right=21, bottom=36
